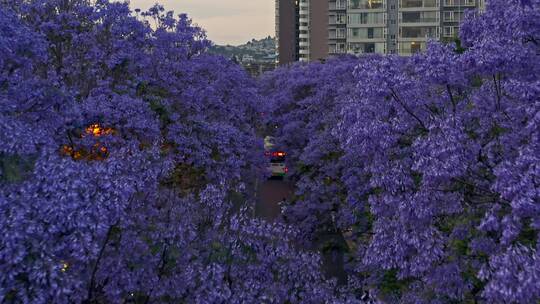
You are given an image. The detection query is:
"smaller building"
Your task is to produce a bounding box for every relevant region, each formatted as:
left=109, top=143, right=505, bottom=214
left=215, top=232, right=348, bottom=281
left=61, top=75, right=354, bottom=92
left=242, top=62, right=277, bottom=78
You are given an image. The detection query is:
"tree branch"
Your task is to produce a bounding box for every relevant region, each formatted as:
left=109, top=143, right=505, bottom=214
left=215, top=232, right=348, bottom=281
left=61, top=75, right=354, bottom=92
left=447, top=84, right=457, bottom=122
left=389, top=88, right=428, bottom=131
left=86, top=223, right=116, bottom=303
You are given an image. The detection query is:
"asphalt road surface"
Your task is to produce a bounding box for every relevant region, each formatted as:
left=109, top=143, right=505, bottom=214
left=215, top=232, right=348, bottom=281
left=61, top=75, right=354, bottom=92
left=255, top=178, right=293, bottom=221
left=255, top=178, right=347, bottom=285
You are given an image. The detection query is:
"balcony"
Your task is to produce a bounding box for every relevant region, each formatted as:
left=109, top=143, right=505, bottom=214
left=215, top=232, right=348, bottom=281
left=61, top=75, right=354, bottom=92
left=329, top=33, right=347, bottom=39
left=299, top=16, right=309, bottom=24
left=329, top=1, right=347, bottom=10
left=329, top=15, right=347, bottom=25
left=398, top=41, right=426, bottom=55
left=347, top=12, right=386, bottom=26
left=299, top=38, right=310, bottom=47
left=349, top=0, right=385, bottom=9
left=400, top=17, right=438, bottom=23
left=444, top=0, right=475, bottom=6
left=442, top=25, right=460, bottom=37
left=400, top=11, right=439, bottom=24
left=329, top=46, right=347, bottom=54
left=400, top=26, right=439, bottom=39
left=348, top=27, right=386, bottom=41
left=400, top=0, right=438, bottom=8
left=443, top=11, right=463, bottom=22
left=347, top=42, right=387, bottom=54
left=329, top=27, right=347, bottom=39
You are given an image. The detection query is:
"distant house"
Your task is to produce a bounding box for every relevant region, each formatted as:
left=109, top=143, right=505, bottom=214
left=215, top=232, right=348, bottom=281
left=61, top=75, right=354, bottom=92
left=241, top=55, right=255, bottom=63
left=242, top=62, right=276, bottom=78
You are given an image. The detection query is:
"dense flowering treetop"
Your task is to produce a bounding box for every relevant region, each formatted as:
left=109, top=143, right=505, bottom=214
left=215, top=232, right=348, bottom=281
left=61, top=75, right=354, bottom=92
left=0, top=1, right=351, bottom=303
left=2, top=0, right=538, bottom=302
left=338, top=0, right=539, bottom=302
left=262, top=0, right=539, bottom=302
left=258, top=57, right=362, bottom=247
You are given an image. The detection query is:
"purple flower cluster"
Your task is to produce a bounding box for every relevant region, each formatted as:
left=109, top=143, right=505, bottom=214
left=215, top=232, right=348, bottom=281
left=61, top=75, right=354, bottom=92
left=1, top=0, right=538, bottom=302
left=0, top=1, right=348, bottom=303
left=258, top=56, right=362, bottom=246
left=261, top=0, right=539, bottom=302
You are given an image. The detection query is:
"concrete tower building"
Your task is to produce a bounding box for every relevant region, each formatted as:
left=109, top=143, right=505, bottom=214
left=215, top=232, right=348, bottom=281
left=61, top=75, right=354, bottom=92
left=276, top=0, right=300, bottom=65
left=440, top=0, right=478, bottom=41
left=297, top=0, right=329, bottom=62
left=276, top=0, right=482, bottom=64
left=328, top=0, right=347, bottom=56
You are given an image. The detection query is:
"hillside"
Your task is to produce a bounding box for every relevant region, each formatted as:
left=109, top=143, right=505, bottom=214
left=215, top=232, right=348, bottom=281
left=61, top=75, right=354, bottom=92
left=210, top=36, right=276, bottom=63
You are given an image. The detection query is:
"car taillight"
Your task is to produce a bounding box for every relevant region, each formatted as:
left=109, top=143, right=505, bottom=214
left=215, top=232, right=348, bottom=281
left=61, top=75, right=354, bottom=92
left=271, top=151, right=286, bottom=157
left=284, top=167, right=289, bottom=173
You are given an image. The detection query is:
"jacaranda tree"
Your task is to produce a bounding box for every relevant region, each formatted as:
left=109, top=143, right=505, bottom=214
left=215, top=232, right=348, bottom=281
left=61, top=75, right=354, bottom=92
left=0, top=1, right=353, bottom=303
left=340, top=0, right=539, bottom=302
left=2, top=0, right=538, bottom=302
left=262, top=0, right=539, bottom=303
left=259, top=57, right=360, bottom=245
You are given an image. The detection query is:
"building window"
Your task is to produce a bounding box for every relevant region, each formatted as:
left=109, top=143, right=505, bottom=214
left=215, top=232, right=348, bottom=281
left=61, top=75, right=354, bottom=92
left=401, top=0, right=438, bottom=8
left=348, top=12, right=385, bottom=25
left=348, top=42, right=386, bottom=54
left=348, top=27, right=385, bottom=39
left=443, top=26, right=453, bottom=37
left=443, top=11, right=452, bottom=21
left=349, top=0, right=384, bottom=9
left=444, top=0, right=475, bottom=6
left=401, top=11, right=438, bottom=23
left=400, top=26, right=438, bottom=38
left=399, top=41, right=426, bottom=54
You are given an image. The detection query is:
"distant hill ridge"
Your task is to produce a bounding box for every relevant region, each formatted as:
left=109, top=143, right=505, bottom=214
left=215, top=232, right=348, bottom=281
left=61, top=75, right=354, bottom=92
left=210, top=36, right=276, bottom=63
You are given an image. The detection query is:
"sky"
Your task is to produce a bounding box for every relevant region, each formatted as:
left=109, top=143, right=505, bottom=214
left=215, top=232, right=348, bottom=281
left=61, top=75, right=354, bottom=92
left=128, top=0, right=275, bottom=45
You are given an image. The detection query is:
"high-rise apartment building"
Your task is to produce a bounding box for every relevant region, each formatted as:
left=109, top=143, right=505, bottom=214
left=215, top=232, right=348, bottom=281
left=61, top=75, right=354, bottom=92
left=276, top=0, right=483, bottom=64
left=276, top=0, right=330, bottom=64
left=328, top=0, right=347, bottom=56
left=298, top=0, right=329, bottom=62
left=276, top=0, right=300, bottom=65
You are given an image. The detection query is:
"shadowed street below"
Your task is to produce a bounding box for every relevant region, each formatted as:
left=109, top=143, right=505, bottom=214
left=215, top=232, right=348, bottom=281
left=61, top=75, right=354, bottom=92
left=255, top=178, right=347, bottom=285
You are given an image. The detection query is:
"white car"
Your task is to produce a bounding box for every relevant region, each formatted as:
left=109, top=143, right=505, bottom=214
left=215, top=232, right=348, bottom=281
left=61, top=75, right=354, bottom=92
left=264, top=136, right=288, bottom=179
left=269, top=160, right=288, bottom=178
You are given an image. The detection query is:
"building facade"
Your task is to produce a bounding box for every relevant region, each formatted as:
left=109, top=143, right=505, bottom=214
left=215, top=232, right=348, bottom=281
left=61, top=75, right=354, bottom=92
left=276, top=0, right=484, bottom=64
left=299, top=0, right=329, bottom=62
left=328, top=0, right=347, bottom=56
left=276, top=0, right=300, bottom=65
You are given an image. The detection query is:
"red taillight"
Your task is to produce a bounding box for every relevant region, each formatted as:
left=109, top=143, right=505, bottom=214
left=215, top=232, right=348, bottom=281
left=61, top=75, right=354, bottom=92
left=284, top=167, right=289, bottom=173
left=271, top=151, right=286, bottom=157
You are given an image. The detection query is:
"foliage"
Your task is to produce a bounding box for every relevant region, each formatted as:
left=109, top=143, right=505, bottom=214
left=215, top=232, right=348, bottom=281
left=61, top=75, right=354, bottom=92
left=1, top=0, right=538, bottom=302
left=261, top=0, right=539, bottom=302
left=0, top=1, right=346, bottom=303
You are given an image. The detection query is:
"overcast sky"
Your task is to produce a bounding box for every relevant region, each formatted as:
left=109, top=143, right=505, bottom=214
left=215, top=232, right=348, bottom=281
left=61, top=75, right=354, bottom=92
left=128, top=0, right=275, bottom=45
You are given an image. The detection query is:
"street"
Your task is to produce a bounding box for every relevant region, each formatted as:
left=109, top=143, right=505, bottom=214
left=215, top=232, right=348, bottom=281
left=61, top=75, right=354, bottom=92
left=255, top=178, right=347, bottom=285
left=255, top=178, right=294, bottom=221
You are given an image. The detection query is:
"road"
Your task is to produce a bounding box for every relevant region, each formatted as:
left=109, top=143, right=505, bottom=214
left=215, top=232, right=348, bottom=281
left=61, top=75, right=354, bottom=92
left=255, top=178, right=294, bottom=221
left=255, top=178, right=347, bottom=285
